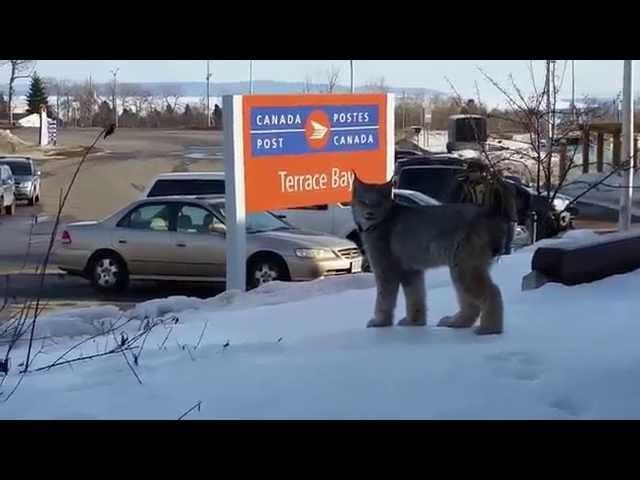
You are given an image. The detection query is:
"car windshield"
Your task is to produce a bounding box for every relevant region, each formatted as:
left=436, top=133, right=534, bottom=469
left=397, top=168, right=466, bottom=203
left=211, top=204, right=292, bottom=233
left=0, top=161, right=32, bottom=176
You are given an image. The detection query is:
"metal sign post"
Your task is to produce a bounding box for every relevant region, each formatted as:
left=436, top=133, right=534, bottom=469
left=618, top=60, right=634, bottom=231
left=222, top=95, right=247, bottom=291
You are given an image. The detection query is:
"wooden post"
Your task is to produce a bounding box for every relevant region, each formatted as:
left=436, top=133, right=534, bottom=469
left=596, top=132, right=604, bottom=172
left=582, top=127, right=590, bottom=173
left=559, top=140, right=567, bottom=182
left=613, top=132, right=621, bottom=168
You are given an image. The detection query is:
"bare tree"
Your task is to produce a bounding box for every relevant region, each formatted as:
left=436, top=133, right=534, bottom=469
left=1, top=60, right=36, bottom=124
left=159, top=84, right=183, bottom=112
left=475, top=62, right=607, bottom=201
left=363, top=77, right=389, bottom=93
left=303, top=74, right=313, bottom=93
left=43, top=77, right=73, bottom=124
left=326, top=66, right=340, bottom=93
left=72, top=79, right=98, bottom=127
left=128, top=85, right=154, bottom=116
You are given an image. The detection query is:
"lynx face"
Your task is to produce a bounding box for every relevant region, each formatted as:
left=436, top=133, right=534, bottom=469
left=351, top=175, right=394, bottom=231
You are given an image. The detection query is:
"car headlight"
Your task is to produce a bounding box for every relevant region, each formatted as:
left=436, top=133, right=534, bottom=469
left=552, top=197, right=569, bottom=212
left=295, top=248, right=337, bottom=259
left=21, top=181, right=32, bottom=188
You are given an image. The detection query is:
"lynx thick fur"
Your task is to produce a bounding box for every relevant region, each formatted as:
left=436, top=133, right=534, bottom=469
left=351, top=175, right=513, bottom=335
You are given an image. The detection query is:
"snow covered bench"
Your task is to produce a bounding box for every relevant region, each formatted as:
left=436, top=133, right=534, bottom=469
left=522, top=229, right=640, bottom=290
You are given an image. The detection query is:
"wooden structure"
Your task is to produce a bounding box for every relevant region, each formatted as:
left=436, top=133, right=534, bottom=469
left=577, top=122, right=639, bottom=174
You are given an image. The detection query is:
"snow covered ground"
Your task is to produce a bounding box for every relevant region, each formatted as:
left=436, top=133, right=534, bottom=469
left=2, top=230, right=640, bottom=420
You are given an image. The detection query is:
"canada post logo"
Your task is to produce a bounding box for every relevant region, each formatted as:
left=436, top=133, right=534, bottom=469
left=249, top=105, right=380, bottom=157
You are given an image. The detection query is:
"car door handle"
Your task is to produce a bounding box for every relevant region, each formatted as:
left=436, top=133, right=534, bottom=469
left=118, top=239, right=127, bottom=244
left=176, top=243, right=187, bottom=247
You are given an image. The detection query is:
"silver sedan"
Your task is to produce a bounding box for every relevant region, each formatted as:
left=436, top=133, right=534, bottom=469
left=54, top=196, right=364, bottom=292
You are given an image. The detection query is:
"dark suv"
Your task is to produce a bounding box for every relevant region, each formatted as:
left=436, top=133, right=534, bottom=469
left=393, top=155, right=578, bottom=242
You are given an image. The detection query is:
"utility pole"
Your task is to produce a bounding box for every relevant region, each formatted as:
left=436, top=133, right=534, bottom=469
left=618, top=60, right=634, bottom=231
left=544, top=60, right=553, bottom=192
left=350, top=60, right=354, bottom=93
left=206, top=60, right=212, bottom=128
left=110, top=68, right=119, bottom=128
left=249, top=60, right=254, bottom=94
left=571, top=60, right=576, bottom=122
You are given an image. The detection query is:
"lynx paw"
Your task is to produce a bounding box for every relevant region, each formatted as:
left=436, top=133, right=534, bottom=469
left=367, top=317, right=393, bottom=328
left=437, top=315, right=476, bottom=328
left=474, top=325, right=503, bottom=335
left=397, top=316, right=426, bottom=327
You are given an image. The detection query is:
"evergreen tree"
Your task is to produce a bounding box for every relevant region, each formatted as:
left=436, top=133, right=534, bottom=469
left=26, top=73, right=50, bottom=115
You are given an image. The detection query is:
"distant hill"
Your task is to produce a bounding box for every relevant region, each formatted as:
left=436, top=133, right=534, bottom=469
left=13, top=80, right=445, bottom=98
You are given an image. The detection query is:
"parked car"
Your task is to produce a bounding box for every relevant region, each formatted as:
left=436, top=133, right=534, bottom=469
left=0, top=156, right=41, bottom=205
left=142, top=172, right=225, bottom=199
left=393, top=155, right=578, bottom=243
left=54, top=196, right=363, bottom=292
left=0, top=164, right=16, bottom=215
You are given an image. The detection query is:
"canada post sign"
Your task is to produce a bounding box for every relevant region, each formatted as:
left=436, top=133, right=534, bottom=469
left=238, top=94, right=394, bottom=213
left=250, top=105, right=380, bottom=156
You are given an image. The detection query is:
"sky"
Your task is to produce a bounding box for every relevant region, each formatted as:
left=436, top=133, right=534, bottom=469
left=1, top=60, right=634, bottom=107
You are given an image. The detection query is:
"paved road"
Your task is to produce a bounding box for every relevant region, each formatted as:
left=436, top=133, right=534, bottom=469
left=1, top=128, right=226, bottom=315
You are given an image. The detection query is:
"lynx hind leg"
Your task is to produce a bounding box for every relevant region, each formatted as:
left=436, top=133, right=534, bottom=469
left=368, top=272, right=400, bottom=328
left=450, top=263, right=503, bottom=335
left=397, top=269, right=426, bottom=326
left=437, top=265, right=481, bottom=329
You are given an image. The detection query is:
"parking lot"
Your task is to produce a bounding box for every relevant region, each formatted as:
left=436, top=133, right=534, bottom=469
left=1, top=128, right=226, bottom=315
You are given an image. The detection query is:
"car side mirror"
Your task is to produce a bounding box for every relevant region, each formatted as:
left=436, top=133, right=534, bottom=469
left=210, top=224, right=227, bottom=235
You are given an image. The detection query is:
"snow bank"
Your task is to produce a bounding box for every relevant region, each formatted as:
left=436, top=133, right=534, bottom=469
left=3, top=238, right=640, bottom=420
left=34, top=273, right=376, bottom=339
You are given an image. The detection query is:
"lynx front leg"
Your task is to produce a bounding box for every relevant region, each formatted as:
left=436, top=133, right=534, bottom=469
left=397, top=269, right=426, bottom=326
left=438, top=265, right=481, bottom=328
left=442, top=265, right=503, bottom=335
left=368, top=273, right=400, bottom=328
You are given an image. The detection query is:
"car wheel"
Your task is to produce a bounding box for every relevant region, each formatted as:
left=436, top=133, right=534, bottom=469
left=247, top=257, right=287, bottom=290
left=35, top=193, right=40, bottom=204
left=89, top=253, right=129, bottom=293
left=5, top=200, right=15, bottom=216
left=28, top=194, right=35, bottom=206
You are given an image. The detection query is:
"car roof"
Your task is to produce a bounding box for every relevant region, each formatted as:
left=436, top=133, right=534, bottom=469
left=0, top=156, right=31, bottom=163
left=151, top=171, right=225, bottom=180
